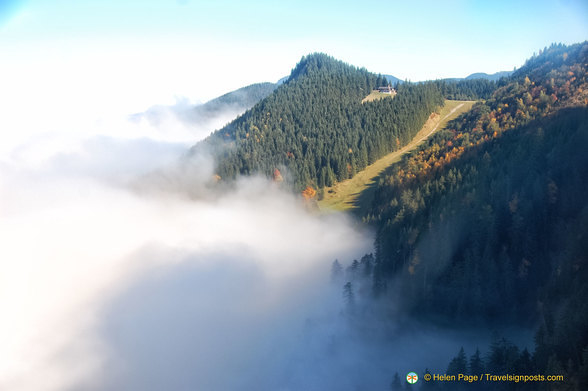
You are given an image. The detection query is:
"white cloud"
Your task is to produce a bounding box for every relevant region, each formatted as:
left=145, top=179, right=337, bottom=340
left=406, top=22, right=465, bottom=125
left=0, top=88, right=372, bottom=389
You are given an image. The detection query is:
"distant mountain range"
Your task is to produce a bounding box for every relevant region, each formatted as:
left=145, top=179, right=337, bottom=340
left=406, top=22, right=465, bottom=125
left=131, top=82, right=277, bottom=131
left=195, top=82, right=278, bottom=119
left=383, top=74, right=402, bottom=84
left=381, top=71, right=513, bottom=84
left=465, top=70, right=513, bottom=80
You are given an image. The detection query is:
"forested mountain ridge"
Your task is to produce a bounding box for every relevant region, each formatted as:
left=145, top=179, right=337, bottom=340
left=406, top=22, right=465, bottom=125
left=341, top=41, right=587, bottom=389
left=131, top=82, right=277, bottom=128
left=194, top=82, right=277, bottom=120
left=196, top=53, right=447, bottom=191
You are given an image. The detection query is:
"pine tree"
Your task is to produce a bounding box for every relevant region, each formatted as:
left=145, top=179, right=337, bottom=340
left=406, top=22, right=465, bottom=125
left=343, top=281, right=355, bottom=307
left=469, top=348, right=485, bottom=375
left=447, top=347, right=468, bottom=375
left=331, top=259, right=343, bottom=283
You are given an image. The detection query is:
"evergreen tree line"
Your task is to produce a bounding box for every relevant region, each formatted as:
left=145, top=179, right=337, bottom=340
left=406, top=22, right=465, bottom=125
left=433, top=78, right=497, bottom=100
left=389, top=341, right=539, bottom=391
left=418, top=335, right=588, bottom=390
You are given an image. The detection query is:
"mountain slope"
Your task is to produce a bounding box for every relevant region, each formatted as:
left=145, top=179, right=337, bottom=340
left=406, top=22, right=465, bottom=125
left=197, top=53, right=444, bottom=191
left=369, top=40, right=588, bottom=313
left=318, top=100, right=475, bottom=213
left=341, top=41, right=587, bottom=389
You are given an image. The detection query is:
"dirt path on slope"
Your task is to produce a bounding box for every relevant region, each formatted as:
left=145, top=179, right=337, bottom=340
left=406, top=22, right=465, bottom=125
left=318, top=100, right=475, bottom=215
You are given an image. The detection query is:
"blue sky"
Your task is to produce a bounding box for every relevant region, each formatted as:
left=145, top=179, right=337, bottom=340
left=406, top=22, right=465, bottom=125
left=1, top=0, right=587, bottom=110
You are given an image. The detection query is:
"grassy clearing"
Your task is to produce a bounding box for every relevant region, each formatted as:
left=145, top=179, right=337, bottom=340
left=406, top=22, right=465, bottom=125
left=361, top=90, right=396, bottom=103
left=318, top=100, right=475, bottom=215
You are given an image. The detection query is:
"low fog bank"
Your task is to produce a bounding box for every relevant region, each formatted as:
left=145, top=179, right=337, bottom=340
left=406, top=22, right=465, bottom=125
left=0, top=98, right=523, bottom=391
left=80, top=256, right=494, bottom=391
left=130, top=97, right=247, bottom=143
left=0, top=160, right=374, bottom=390
left=0, top=107, right=376, bottom=390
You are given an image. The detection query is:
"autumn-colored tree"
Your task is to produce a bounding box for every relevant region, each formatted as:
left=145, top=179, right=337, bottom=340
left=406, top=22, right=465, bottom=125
left=301, top=186, right=317, bottom=200
left=273, top=168, right=283, bottom=182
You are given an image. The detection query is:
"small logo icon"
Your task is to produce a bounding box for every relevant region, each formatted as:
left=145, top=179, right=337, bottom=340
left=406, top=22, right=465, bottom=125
left=406, top=372, right=418, bottom=384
